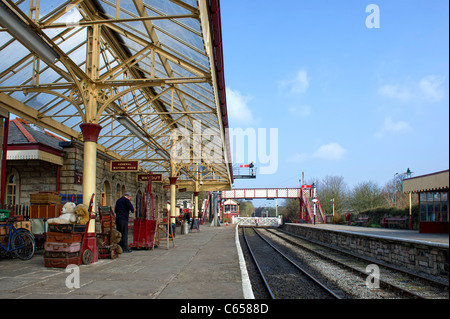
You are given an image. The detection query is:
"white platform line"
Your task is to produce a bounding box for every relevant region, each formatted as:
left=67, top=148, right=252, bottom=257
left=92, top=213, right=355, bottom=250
left=235, top=225, right=254, bottom=299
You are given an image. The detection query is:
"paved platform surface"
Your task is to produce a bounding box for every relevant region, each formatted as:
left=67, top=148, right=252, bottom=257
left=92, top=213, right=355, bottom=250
left=0, top=223, right=244, bottom=299
left=290, top=223, right=449, bottom=246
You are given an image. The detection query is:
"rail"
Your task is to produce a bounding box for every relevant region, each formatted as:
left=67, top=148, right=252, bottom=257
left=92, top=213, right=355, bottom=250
left=242, top=226, right=342, bottom=299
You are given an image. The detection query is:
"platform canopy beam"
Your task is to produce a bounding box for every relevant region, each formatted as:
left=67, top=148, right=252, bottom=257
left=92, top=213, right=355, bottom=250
left=0, top=0, right=233, bottom=199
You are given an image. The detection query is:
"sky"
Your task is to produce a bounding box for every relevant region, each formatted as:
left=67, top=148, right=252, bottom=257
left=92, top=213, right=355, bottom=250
left=220, top=0, right=450, bottom=197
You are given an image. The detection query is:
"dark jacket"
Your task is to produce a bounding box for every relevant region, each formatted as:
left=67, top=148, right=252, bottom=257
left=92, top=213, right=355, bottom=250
left=115, top=196, right=134, bottom=221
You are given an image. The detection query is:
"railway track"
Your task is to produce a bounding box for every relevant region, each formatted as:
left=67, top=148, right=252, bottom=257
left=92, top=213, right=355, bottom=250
left=263, top=228, right=449, bottom=299
left=241, top=226, right=342, bottom=299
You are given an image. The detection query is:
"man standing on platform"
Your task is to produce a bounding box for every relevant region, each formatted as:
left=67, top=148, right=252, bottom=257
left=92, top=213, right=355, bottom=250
left=115, top=192, right=134, bottom=253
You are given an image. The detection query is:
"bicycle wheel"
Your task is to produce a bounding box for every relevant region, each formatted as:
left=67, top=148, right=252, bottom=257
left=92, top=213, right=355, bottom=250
left=11, top=229, right=36, bottom=260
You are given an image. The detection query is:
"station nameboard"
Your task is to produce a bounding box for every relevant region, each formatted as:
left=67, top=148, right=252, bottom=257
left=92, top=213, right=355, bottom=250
left=137, top=174, right=163, bottom=182
left=110, top=160, right=139, bottom=172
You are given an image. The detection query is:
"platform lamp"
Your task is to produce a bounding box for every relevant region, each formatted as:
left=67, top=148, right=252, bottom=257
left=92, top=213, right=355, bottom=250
left=155, top=148, right=171, bottom=161
left=117, top=116, right=146, bottom=139
left=330, top=196, right=335, bottom=224
left=404, top=168, right=414, bottom=230
left=0, top=1, right=60, bottom=65
left=394, top=172, right=399, bottom=207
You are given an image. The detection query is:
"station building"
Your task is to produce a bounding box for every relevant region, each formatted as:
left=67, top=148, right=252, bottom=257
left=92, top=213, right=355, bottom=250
left=403, top=170, right=449, bottom=234
left=1, top=115, right=166, bottom=215
left=222, top=199, right=240, bottom=221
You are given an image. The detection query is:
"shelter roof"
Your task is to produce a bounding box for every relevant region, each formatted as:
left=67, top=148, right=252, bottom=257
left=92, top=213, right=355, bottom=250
left=0, top=0, right=232, bottom=190
left=403, top=170, right=449, bottom=193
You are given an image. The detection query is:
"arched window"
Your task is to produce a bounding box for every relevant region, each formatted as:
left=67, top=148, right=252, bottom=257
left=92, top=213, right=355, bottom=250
left=102, top=180, right=111, bottom=207
left=6, top=171, right=18, bottom=205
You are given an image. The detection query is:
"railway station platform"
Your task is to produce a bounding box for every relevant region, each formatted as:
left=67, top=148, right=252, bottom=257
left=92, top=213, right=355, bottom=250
left=290, top=223, right=449, bottom=245
left=283, top=223, right=449, bottom=281
left=0, top=223, right=244, bottom=299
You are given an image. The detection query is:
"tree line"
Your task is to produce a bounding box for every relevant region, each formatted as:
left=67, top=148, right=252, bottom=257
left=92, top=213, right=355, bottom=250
left=279, top=174, right=416, bottom=223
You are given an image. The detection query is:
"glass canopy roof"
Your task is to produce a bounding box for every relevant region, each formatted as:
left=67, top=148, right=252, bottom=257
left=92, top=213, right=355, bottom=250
left=0, top=0, right=232, bottom=190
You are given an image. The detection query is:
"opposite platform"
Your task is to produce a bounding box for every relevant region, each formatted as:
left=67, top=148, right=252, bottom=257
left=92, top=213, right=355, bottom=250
left=291, top=223, right=449, bottom=245
left=0, top=223, right=244, bottom=299
left=284, top=223, right=449, bottom=280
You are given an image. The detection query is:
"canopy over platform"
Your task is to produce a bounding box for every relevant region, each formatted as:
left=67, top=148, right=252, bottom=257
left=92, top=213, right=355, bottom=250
left=403, top=170, right=449, bottom=194
left=0, top=0, right=233, bottom=193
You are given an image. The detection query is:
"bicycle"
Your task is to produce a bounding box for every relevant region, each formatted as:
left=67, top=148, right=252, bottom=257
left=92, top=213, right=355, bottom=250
left=0, top=219, right=36, bottom=260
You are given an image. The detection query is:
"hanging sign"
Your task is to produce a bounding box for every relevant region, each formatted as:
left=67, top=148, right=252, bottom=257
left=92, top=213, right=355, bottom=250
left=163, top=185, right=178, bottom=189
left=110, top=160, right=139, bottom=172
left=137, top=174, right=163, bottom=182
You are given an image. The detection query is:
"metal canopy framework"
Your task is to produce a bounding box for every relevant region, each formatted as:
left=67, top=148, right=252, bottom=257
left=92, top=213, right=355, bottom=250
left=0, top=0, right=232, bottom=191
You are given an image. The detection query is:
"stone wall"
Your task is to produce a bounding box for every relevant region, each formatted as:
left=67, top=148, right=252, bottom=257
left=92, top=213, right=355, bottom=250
left=283, top=224, right=449, bottom=279
left=6, top=160, right=59, bottom=205
left=6, top=140, right=167, bottom=215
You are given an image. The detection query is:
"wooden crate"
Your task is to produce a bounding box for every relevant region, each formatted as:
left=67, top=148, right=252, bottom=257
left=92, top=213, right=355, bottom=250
left=30, top=192, right=61, bottom=205
left=30, top=204, right=63, bottom=219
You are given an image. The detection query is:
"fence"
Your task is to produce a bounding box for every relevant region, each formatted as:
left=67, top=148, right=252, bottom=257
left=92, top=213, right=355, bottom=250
left=0, top=204, right=31, bottom=219
left=231, top=216, right=282, bottom=227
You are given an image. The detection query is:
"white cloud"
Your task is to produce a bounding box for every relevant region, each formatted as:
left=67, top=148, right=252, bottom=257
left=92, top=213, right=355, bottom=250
left=378, top=85, right=413, bottom=101
left=419, top=75, right=445, bottom=101
left=279, top=69, right=310, bottom=95
left=375, top=117, right=412, bottom=138
left=312, top=143, right=347, bottom=161
left=289, top=105, right=312, bottom=117
left=378, top=75, right=446, bottom=102
left=226, top=87, right=256, bottom=125
left=287, top=142, right=347, bottom=163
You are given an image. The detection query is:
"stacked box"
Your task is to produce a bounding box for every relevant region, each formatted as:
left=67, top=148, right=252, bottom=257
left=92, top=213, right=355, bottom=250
left=44, top=223, right=86, bottom=268
left=30, top=192, right=61, bottom=204
left=30, top=192, right=63, bottom=219
left=30, top=204, right=63, bottom=219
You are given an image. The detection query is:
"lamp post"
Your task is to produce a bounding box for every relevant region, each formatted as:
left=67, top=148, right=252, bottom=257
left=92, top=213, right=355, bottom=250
left=404, top=168, right=414, bottom=230
left=394, top=172, right=398, bottom=207
left=331, top=198, right=335, bottom=224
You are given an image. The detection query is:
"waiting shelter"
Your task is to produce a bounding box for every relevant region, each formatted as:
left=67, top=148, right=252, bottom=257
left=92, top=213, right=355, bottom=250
left=403, top=170, right=449, bottom=234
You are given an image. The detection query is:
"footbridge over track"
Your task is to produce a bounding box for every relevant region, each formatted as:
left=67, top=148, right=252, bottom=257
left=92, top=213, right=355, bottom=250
left=221, top=188, right=326, bottom=224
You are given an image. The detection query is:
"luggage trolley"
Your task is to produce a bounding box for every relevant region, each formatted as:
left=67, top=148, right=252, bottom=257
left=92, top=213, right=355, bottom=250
left=43, top=194, right=98, bottom=268
left=96, top=206, right=118, bottom=259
